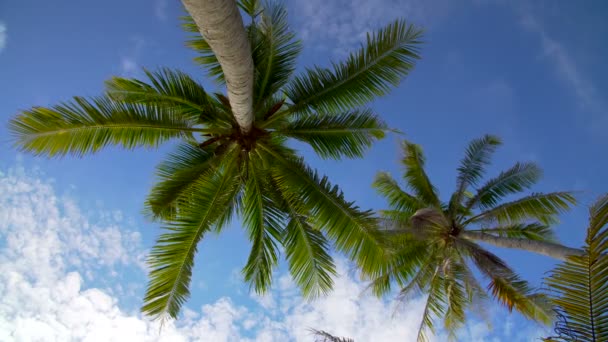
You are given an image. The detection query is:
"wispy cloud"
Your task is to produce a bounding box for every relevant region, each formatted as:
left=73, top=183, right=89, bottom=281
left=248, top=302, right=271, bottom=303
left=0, top=22, right=7, bottom=53
left=119, top=36, right=146, bottom=76
left=289, top=0, right=451, bottom=54
left=154, top=0, right=168, bottom=22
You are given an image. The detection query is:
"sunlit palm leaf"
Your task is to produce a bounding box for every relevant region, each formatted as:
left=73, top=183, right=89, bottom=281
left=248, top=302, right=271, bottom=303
left=277, top=109, right=387, bottom=159
left=467, top=162, right=543, bottom=211
left=10, top=96, right=196, bottom=157
left=449, top=135, right=501, bottom=216
left=469, top=223, right=555, bottom=242
left=465, top=192, right=576, bottom=225
left=142, top=149, right=241, bottom=319
left=545, top=194, right=608, bottom=342
left=105, top=68, right=230, bottom=125
left=401, top=141, right=441, bottom=207
left=241, top=157, right=283, bottom=293
left=285, top=19, right=422, bottom=116
left=373, top=172, right=423, bottom=217
left=417, top=265, right=446, bottom=342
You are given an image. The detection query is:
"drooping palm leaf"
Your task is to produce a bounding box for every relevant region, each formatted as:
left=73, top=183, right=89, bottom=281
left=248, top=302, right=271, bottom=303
left=545, top=194, right=608, bottom=342
left=276, top=109, right=387, bottom=159
left=142, top=148, right=241, bottom=319
left=9, top=96, right=198, bottom=157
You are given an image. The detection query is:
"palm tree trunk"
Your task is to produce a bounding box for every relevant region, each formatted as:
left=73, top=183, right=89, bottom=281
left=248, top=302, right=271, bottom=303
left=461, top=231, right=584, bottom=261
left=181, top=0, right=254, bottom=133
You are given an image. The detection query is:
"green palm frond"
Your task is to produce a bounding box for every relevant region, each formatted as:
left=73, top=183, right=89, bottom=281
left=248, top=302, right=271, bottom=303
left=261, top=143, right=385, bottom=276
left=373, top=172, right=423, bottom=218
left=282, top=205, right=337, bottom=299
left=105, top=68, right=230, bottom=125
left=285, top=19, right=422, bottom=116
left=241, top=158, right=283, bottom=293
left=400, top=141, right=441, bottom=207
left=417, top=265, right=446, bottom=342
left=449, top=135, right=501, bottom=215
left=469, top=223, right=555, bottom=242
left=442, top=262, right=468, bottom=340
left=181, top=15, right=224, bottom=84
left=142, top=149, right=242, bottom=320
left=144, top=143, right=228, bottom=219
left=276, top=109, right=387, bottom=159
left=9, top=96, right=197, bottom=157
left=545, top=194, right=608, bottom=342
left=252, top=0, right=301, bottom=104
left=465, top=192, right=576, bottom=225
left=467, top=162, right=543, bottom=211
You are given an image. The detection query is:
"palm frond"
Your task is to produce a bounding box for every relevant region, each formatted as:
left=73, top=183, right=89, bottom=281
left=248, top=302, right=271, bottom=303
left=276, top=109, right=387, bottom=159
left=241, top=157, right=283, bottom=294
left=442, top=262, right=468, bottom=340
left=260, top=143, right=385, bottom=276
left=144, top=143, right=229, bottom=219
left=10, top=96, right=196, bottom=157
left=310, top=329, right=355, bottom=342
left=181, top=15, right=224, bottom=84
left=466, top=162, right=543, bottom=211
left=285, top=19, right=422, bottom=116
left=401, top=141, right=441, bottom=207
left=468, top=222, right=555, bottom=242
left=465, top=192, right=576, bottom=225
left=142, top=149, right=241, bottom=320
left=374, top=171, right=423, bottom=218
left=449, top=135, right=501, bottom=216
left=545, top=194, right=608, bottom=342
left=105, top=68, right=230, bottom=125
left=252, top=0, right=301, bottom=105
left=417, top=265, right=446, bottom=342
left=281, top=187, right=337, bottom=298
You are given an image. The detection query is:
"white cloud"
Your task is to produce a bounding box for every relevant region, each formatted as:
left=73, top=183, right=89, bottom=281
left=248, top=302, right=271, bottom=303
left=0, top=22, right=7, bottom=53
left=119, top=36, right=146, bottom=76
left=289, top=0, right=451, bottom=54
left=0, top=165, right=545, bottom=341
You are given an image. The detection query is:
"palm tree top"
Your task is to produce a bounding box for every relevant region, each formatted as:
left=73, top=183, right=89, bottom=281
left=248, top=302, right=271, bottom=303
left=371, top=135, right=577, bottom=340
left=9, top=0, right=424, bottom=321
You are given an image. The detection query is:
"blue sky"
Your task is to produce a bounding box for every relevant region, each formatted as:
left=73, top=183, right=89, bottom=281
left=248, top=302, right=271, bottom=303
left=0, top=0, right=607, bottom=340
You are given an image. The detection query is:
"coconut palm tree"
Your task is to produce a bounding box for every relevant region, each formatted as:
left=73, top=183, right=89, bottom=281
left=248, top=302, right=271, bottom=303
left=9, top=1, right=423, bottom=320
left=369, top=135, right=580, bottom=340
left=544, top=194, right=608, bottom=342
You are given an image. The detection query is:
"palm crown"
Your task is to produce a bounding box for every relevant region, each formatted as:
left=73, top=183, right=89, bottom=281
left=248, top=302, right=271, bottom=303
left=369, top=135, right=576, bottom=340
left=9, top=1, right=423, bottom=320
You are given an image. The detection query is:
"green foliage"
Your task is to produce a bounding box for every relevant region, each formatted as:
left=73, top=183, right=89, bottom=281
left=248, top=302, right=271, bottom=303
left=10, top=0, right=422, bottom=321
left=545, top=194, right=608, bottom=342
left=310, top=329, right=355, bottom=342
left=371, top=136, right=574, bottom=339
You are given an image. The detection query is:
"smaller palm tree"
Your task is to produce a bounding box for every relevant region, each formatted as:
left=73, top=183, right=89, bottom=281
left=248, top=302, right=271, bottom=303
left=544, top=194, right=608, bottom=342
left=369, top=135, right=579, bottom=341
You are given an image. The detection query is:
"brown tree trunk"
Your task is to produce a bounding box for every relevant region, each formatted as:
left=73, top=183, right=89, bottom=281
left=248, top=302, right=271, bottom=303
left=461, top=231, right=584, bottom=261
left=182, top=0, right=254, bottom=133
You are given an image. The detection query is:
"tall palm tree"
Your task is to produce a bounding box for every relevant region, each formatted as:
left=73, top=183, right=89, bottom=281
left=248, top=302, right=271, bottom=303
left=544, top=194, right=608, bottom=342
left=369, top=135, right=579, bottom=340
left=9, top=1, right=423, bottom=320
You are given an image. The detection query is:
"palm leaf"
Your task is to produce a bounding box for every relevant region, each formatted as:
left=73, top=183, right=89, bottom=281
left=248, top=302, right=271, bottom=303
left=241, top=157, right=283, bottom=294
left=142, top=149, right=241, bottom=319
left=449, top=135, right=501, bottom=216
left=467, top=162, right=543, bottom=211
left=9, top=96, right=197, bottom=157
left=260, top=143, right=385, bottom=276
left=545, top=194, right=608, bottom=341
left=417, top=265, right=446, bottom=342
left=374, top=172, right=422, bottom=217
left=310, top=329, right=355, bottom=342
left=468, top=222, right=555, bottom=242
left=276, top=109, right=387, bottom=159
left=401, top=141, right=441, bottom=207
left=105, top=68, right=230, bottom=125
left=465, top=192, right=576, bottom=225
left=252, top=1, right=301, bottom=105
left=144, top=143, right=228, bottom=219
left=284, top=19, right=422, bottom=116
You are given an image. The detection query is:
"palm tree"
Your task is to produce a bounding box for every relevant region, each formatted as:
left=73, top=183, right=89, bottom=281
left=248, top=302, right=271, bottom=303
left=9, top=1, right=423, bottom=320
left=369, top=135, right=579, bottom=340
left=544, top=194, right=608, bottom=342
